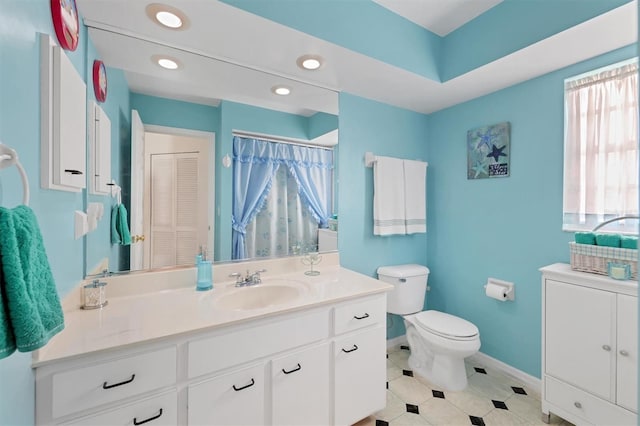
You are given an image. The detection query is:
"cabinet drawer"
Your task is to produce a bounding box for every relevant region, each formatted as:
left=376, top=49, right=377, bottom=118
left=188, top=308, right=329, bottom=378
left=545, top=376, right=636, bottom=425
left=52, top=346, right=176, bottom=419
left=189, top=363, right=265, bottom=426
left=334, top=295, right=385, bottom=335
left=63, top=391, right=177, bottom=425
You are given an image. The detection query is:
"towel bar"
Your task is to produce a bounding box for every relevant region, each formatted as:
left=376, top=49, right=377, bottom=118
left=0, top=143, right=29, bottom=206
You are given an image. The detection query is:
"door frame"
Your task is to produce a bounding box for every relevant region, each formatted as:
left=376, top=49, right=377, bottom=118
left=143, top=124, right=215, bottom=269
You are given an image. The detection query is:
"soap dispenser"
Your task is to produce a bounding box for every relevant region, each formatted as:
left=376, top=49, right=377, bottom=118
left=196, top=247, right=213, bottom=291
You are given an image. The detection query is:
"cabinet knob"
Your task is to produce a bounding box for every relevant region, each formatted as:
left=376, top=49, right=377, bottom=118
left=574, top=402, right=582, bottom=409
left=619, top=349, right=629, bottom=356
left=602, top=345, right=611, bottom=352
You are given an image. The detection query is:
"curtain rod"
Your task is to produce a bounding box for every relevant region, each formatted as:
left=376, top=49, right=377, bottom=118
left=232, top=130, right=335, bottom=150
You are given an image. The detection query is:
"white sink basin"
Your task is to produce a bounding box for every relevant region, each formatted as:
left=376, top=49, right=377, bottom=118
left=215, top=280, right=307, bottom=310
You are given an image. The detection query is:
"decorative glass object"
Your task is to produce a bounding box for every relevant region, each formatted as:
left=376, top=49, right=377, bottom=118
left=302, top=252, right=322, bottom=276
left=81, top=279, right=108, bottom=309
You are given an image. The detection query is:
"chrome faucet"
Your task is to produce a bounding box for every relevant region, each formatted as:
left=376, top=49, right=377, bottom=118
left=229, top=269, right=267, bottom=287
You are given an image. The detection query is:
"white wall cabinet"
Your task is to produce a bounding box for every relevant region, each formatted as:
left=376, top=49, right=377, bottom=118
left=89, top=101, right=112, bottom=195
left=541, top=264, right=637, bottom=426
left=35, top=293, right=387, bottom=425
left=40, top=34, right=86, bottom=192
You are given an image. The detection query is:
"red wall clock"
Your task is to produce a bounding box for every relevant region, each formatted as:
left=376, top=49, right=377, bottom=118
left=51, top=0, right=79, bottom=51
left=93, top=60, right=108, bottom=102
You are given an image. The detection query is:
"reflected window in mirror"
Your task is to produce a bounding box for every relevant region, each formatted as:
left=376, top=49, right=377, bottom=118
left=232, top=136, right=334, bottom=260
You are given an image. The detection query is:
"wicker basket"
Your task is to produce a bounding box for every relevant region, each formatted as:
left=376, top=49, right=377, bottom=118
left=569, top=242, right=638, bottom=280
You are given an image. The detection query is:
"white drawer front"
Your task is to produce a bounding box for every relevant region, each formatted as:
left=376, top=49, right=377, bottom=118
left=188, top=308, right=329, bottom=378
left=63, top=391, right=177, bottom=425
left=545, top=376, right=636, bottom=426
left=189, top=363, right=265, bottom=426
left=334, top=295, right=385, bottom=335
left=52, top=346, right=176, bottom=419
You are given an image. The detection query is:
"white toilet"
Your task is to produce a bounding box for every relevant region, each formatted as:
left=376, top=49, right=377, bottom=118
left=378, top=264, right=481, bottom=391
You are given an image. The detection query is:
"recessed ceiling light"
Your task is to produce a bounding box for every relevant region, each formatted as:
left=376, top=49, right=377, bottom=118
left=155, top=11, right=182, bottom=28
left=272, top=85, right=291, bottom=96
left=152, top=55, right=181, bottom=70
left=146, top=3, right=190, bottom=30
left=297, top=55, right=323, bottom=71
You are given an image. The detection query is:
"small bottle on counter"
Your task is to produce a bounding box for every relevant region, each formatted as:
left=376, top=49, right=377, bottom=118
left=196, top=247, right=213, bottom=291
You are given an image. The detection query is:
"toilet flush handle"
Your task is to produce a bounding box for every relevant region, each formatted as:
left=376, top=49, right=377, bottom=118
left=399, top=278, right=407, bottom=283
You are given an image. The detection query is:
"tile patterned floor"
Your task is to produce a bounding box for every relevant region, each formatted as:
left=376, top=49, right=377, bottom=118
left=354, top=345, right=575, bottom=426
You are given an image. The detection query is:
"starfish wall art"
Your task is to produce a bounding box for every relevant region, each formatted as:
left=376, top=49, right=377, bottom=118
left=466, top=122, right=510, bottom=180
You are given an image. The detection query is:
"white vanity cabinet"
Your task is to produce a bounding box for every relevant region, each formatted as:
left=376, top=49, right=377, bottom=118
left=35, top=291, right=388, bottom=426
left=541, top=263, right=638, bottom=426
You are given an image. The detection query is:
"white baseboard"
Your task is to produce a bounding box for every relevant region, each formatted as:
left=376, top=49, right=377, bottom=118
left=470, top=351, right=541, bottom=398
left=387, top=334, right=541, bottom=397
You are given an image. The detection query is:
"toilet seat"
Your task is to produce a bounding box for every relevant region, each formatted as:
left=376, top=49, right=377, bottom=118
left=414, top=310, right=479, bottom=341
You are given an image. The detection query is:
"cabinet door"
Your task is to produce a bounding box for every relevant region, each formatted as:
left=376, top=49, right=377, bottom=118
left=616, top=294, right=637, bottom=413
left=271, top=342, right=330, bottom=426
left=545, top=280, right=615, bottom=400
left=188, top=363, right=264, bottom=426
left=334, top=325, right=386, bottom=426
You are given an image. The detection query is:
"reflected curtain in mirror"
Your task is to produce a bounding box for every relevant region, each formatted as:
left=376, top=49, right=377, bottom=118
left=232, top=136, right=333, bottom=260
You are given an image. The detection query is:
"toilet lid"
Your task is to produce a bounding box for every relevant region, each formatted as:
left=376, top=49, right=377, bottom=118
left=415, top=310, right=479, bottom=339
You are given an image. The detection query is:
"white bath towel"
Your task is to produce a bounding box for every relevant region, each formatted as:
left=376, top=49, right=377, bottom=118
left=403, top=159, right=427, bottom=234
left=373, top=156, right=406, bottom=236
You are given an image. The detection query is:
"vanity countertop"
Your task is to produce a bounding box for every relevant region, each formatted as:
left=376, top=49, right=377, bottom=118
left=33, top=259, right=392, bottom=367
left=540, top=262, right=638, bottom=296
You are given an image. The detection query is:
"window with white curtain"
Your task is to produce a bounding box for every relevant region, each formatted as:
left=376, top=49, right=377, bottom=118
left=562, top=58, right=639, bottom=233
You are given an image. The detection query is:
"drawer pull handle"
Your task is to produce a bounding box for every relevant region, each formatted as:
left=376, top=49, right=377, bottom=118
left=619, top=349, right=629, bottom=356
left=342, top=344, right=358, bottom=353
left=64, top=169, right=84, bottom=175
left=102, top=374, right=136, bottom=389
left=602, top=345, right=611, bottom=352
left=233, top=378, right=255, bottom=391
left=282, top=363, right=302, bottom=374
left=133, top=408, right=163, bottom=425
left=354, top=313, right=370, bottom=320
left=574, top=402, right=582, bottom=409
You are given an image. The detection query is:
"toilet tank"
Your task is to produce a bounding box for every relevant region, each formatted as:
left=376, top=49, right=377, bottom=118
left=377, top=264, right=430, bottom=315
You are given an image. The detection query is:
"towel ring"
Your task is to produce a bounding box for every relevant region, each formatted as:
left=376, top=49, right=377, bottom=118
left=0, top=143, right=29, bottom=206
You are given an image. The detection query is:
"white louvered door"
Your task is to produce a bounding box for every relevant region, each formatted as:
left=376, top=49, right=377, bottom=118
left=143, top=130, right=212, bottom=270
left=150, top=153, right=200, bottom=268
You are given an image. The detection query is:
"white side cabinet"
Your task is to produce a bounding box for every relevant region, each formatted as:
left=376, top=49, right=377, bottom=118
left=35, top=293, right=387, bottom=425
left=541, top=264, right=637, bottom=426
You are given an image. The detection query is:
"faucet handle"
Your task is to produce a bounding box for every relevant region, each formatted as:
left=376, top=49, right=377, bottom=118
left=254, top=269, right=267, bottom=274
left=229, top=272, right=242, bottom=283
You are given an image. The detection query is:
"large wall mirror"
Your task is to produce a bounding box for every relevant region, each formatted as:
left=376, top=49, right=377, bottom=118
left=79, top=1, right=339, bottom=277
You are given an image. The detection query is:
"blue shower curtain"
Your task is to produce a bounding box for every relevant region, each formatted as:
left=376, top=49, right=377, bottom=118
left=232, top=136, right=333, bottom=260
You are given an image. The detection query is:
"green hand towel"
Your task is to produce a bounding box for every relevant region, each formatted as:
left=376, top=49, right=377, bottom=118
left=575, top=232, right=596, bottom=245
left=0, top=264, right=16, bottom=359
left=595, top=233, right=621, bottom=248
left=0, top=206, right=64, bottom=356
left=111, top=204, right=131, bottom=245
left=111, top=204, right=121, bottom=245
left=621, top=235, right=638, bottom=249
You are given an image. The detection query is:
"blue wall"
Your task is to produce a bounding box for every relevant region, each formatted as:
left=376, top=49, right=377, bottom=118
left=425, top=45, right=636, bottom=378
left=0, top=1, right=88, bottom=423
left=337, top=93, right=429, bottom=339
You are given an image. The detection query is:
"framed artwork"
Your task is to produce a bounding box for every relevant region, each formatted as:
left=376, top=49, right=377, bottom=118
left=93, top=60, right=108, bottom=102
left=467, top=122, right=510, bottom=179
left=51, top=0, right=79, bottom=51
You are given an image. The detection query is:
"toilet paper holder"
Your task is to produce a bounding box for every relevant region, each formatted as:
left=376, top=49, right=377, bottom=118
left=484, top=278, right=515, bottom=301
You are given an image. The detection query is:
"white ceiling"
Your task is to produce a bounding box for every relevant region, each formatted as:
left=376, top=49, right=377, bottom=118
left=372, top=0, right=503, bottom=36
left=76, top=0, right=637, bottom=116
